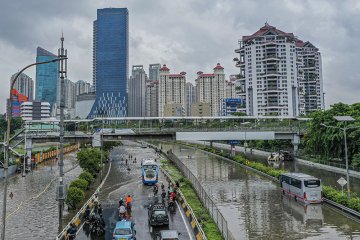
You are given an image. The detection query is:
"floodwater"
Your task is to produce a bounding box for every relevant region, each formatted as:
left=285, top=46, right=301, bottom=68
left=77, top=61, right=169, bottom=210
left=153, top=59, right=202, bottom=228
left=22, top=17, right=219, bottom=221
left=0, top=153, right=80, bottom=240
left=156, top=142, right=360, bottom=240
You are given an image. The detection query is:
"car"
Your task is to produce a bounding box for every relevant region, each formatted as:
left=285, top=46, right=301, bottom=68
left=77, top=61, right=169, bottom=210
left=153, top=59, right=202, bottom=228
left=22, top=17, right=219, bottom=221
left=112, top=220, right=136, bottom=240
left=148, top=203, right=169, bottom=226
left=157, top=230, right=182, bottom=240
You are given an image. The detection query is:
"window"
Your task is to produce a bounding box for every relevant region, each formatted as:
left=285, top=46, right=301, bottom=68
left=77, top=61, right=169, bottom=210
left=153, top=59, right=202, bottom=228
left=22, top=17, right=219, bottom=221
left=290, top=178, right=302, bottom=189
left=304, top=180, right=320, bottom=188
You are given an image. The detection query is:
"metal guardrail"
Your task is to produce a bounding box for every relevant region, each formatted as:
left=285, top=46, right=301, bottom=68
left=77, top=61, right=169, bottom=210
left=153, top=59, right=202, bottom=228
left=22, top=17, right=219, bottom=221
left=323, top=198, right=360, bottom=218
left=161, top=149, right=236, bottom=240
left=160, top=166, right=207, bottom=240
left=56, top=161, right=112, bottom=240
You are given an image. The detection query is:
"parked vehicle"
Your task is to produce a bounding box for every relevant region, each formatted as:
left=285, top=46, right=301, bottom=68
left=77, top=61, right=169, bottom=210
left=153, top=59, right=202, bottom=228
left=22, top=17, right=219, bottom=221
left=148, top=203, right=169, bottom=226
left=280, top=173, right=323, bottom=204
left=157, top=230, right=182, bottom=240
left=112, top=220, right=136, bottom=240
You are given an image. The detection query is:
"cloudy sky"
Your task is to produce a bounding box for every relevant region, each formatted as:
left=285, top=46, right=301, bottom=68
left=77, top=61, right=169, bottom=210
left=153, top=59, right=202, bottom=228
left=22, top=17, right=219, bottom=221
left=0, top=0, right=359, bottom=113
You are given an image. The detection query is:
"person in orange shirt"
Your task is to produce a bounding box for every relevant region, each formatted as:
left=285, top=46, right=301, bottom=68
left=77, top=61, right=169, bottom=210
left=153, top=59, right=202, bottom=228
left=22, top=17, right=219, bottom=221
left=126, top=194, right=132, bottom=210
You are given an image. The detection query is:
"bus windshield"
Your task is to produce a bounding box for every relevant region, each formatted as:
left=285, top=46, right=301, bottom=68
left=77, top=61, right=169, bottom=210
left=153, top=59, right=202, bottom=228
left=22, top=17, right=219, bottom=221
left=304, top=180, right=321, bottom=188
left=143, top=165, right=157, bottom=170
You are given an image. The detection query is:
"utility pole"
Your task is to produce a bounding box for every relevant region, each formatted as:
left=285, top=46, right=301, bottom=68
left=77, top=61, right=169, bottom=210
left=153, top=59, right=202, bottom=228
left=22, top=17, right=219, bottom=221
left=57, top=33, right=67, bottom=233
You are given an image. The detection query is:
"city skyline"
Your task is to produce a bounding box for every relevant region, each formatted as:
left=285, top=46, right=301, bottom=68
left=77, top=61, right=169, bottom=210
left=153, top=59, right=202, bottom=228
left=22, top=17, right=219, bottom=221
left=0, top=1, right=359, bottom=113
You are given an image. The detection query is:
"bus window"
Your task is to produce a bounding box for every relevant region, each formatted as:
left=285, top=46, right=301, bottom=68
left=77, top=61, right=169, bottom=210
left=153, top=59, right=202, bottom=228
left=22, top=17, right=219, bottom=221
left=304, top=180, right=320, bottom=188
left=290, top=178, right=302, bottom=189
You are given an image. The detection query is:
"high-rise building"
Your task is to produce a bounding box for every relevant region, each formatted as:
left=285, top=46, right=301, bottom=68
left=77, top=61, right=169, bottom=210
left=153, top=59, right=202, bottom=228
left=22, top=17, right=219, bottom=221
left=35, top=47, right=58, bottom=107
left=185, top=82, right=196, bottom=116
left=128, top=65, right=147, bottom=117
left=64, top=79, right=76, bottom=109
left=89, top=8, right=129, bottom=118
left=234, top=23, right=324, bottom=116
left=145, top=80, right=159, bottom=117
left=7, top=89, right=28, bottom=117
left=149, top=63, right=161, bottom=81
left=75, top=80, right=91, bottom=96
left=11, top=73, right=34, bottom=101
left=195, top=63, right=226, bottom=116
left=158, top=64, right=186, bottom=117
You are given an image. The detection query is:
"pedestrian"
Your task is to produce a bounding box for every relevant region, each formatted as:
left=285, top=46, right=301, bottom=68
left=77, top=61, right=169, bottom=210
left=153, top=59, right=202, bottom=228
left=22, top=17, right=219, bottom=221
left=126, top=158, right=128, bottom=165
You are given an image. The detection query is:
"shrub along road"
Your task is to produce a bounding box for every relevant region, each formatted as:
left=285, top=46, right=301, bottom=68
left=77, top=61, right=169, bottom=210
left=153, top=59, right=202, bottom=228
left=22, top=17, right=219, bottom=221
left=76, top=141, right=194, bottom=240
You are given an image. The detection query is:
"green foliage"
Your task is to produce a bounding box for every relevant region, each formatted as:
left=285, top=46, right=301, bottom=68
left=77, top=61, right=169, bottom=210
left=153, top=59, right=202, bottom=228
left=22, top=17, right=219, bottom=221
left=69, top=178, right=89, bottom=191
left=66, top=187, right=85, bottom=209
left=78, top=171, right=94, bottom=183
left=322, top=185, right=360, bottom=212
left=77, top=148, right=104, bottom=175
left=351, top=153, right=360, bottom=168
left=303, top=103, right=360, bottom=162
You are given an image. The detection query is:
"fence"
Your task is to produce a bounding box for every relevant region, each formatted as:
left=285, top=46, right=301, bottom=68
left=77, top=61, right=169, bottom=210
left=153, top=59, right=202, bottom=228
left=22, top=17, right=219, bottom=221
left=165, top=150, right=236, bottom=240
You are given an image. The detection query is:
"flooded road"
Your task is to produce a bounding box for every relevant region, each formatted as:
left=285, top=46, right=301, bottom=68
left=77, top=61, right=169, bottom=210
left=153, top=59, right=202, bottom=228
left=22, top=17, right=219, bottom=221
left=77, top=141, right=194, bottom=240
left=0, top=153, right=80, bottom=240
left=154, top=142, right=360, bottom=240
left=207, top=141, right=360, bottom=195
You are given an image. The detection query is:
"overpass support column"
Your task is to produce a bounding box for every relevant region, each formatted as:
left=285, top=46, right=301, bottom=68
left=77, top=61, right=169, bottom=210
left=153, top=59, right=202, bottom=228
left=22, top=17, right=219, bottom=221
left=25, top=138, right=32, bottom=164
left=210, top=141, right=213, bottom=148
left=292, top=134, right=301, bottom=156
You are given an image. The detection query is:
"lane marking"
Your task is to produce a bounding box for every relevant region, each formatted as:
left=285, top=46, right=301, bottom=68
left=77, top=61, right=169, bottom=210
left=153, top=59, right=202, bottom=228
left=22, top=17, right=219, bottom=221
left=176, top=201, right=195, bottom=240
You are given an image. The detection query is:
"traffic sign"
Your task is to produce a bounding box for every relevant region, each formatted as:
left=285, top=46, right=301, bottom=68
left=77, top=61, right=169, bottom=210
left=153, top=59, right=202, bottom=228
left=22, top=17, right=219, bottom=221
left=337, top=177, right=347, bottom=187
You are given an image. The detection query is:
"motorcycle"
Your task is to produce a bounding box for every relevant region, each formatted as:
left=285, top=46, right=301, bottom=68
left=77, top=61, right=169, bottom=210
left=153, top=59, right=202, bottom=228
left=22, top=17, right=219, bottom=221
left=153, top=186, right=158, bottom=196
left=89, top=216, right=105, bottom=236
left=168, top=198, right=176, bottom=213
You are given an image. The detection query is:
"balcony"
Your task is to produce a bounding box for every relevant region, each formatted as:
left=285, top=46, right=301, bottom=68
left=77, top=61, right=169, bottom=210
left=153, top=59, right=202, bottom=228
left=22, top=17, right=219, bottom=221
left=263, top=54, right=278, bottom=60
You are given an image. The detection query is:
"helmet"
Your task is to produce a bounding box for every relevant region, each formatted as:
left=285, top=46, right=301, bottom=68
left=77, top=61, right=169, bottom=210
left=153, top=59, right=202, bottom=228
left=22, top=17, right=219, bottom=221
left=120, top=198, right=123, bottom=200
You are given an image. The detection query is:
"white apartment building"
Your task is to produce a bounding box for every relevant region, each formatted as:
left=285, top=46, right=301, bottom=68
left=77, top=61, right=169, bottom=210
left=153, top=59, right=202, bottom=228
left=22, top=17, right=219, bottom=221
left=235, top=23, right=324, bottom=116
left=128, top=65, right=147, bottom=117
left=185, top=82, right=196, bottom=116
left=158, top=64, right=186, bottom=117
left=145, top=80, right=159, bottom=117
left=75, top=80, right=92, bottom=96
left=195, top=63, right=226, bottom=116
left=21, top=101, right=51, bottom=120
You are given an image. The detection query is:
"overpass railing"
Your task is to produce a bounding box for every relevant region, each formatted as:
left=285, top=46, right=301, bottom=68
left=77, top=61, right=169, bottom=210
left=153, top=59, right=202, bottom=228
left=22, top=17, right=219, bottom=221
left=164, top=149, right=236, bottom=240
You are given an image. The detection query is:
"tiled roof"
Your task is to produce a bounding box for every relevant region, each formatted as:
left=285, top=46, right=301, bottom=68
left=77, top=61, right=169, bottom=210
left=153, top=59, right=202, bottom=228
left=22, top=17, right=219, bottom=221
left=160, top=64, right=170, bottom=71
left=243, top=23, right=295, bottom=42
left=214, top=63, right=224, bottom=69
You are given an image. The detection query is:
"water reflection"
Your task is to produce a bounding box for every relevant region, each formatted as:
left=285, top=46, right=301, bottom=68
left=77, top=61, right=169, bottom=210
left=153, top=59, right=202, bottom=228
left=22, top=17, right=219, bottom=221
left=156, top=142, right=360, bottom=240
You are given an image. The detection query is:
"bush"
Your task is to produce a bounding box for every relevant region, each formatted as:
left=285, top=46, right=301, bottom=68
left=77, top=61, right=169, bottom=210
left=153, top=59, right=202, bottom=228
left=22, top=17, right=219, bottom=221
left=77, top=148, right=103, bottom=174
left=66, top=187, right=85, bottom=209
left=69, top=179, right=89, bottom=191
left=79, top=171, right=94, bottom=183
left=351, top=153, right=360, bottom=168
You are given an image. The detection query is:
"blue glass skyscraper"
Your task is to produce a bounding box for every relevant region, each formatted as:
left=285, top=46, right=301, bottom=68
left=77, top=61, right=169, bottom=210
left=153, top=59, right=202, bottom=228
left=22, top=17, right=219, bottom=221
left=89, top=8, right=129, bottom=118
left=35, top=47, right=58, bottom=107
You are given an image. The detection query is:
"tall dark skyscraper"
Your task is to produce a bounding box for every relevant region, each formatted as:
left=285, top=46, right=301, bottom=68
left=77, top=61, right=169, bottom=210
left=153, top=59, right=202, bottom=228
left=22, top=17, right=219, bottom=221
left=35, top=47, right=58, bottom=107
left=89, top=8, right=129, bottom=118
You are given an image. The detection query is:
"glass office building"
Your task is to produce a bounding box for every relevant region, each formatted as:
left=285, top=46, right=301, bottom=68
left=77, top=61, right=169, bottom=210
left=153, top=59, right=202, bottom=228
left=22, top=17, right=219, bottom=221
left=89, top=8, right=129, bottom=118
left=35, top=47, right=58, bottom=107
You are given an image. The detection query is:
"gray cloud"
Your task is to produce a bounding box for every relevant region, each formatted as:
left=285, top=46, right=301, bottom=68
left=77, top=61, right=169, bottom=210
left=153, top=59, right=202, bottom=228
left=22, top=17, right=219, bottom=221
left=0, top=0, right=359, bottom=113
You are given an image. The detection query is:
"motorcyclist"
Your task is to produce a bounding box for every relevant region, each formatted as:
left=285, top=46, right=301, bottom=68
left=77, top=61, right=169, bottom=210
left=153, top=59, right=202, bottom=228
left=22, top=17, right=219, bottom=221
left=66, top=223, right=77, bottom=240
left=161, top=189, right=166, bottom=202
left=170, top=191, right=177, bottom=202
left=126, top=195, right=132, bottom=210
left=161, top=183, right=165, bottom=190
left=118, top=198, right=124, bottom=208
left=84, top=205, right=91, bottom=220
left=153, top=184, right=158, bottom=195
left=98, top=204, right=103, bottom=217
left=119, top=204, right=126, bottom=219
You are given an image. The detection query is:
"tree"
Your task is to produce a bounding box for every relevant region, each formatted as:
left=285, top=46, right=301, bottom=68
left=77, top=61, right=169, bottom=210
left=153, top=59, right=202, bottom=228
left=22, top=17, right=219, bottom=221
left=66, top=187, right=85, bottom=209
left=69, top=179, right=89, bottom=191
left=79, top=171, right=94, bottom=184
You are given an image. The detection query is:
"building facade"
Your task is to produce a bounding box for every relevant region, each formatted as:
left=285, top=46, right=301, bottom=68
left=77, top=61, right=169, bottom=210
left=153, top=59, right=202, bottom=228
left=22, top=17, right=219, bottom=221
left=235, top=23, right=324, bottom=116
left=195, top=63, right=226, bottom=116
left=7, top=89, right=28, bottom=117
left=145, top=80, right=159, bottom=117
left=221, top=98, right=245, bottom=116
left=35, top=47, right=58, bottom=107
left=89, top=8, right=129, bottom=118
left=75, top=93, right=96, bottom=119
left=149, top=63, right=161, bottom=81
left=191, top=102, right=211, bottom=117
left=158, top=64, right=186, bottom=117
left=21, top=101, right=51, bottom=120
left=11, top=73, right=34, bottom=101
left=163, top=103, right=185, bottom=117
left=185, top=82, right=196, bottom=116
left=128, top=65, right=147, bottom=117
left=75, top=80, right=92, bottom=96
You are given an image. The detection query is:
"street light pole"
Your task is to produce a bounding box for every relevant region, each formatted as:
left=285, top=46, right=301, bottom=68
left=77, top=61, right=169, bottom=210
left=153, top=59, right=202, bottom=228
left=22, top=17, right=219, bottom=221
left=1, top=57, right=66, bottom=240
left=343, top=128, right=350, bottom=200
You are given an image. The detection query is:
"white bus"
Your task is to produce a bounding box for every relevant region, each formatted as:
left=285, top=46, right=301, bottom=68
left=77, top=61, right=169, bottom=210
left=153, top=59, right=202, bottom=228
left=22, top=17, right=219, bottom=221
left=280, top=173, right=322, bottom=204
left=141, top=159, right=158, bottom=185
